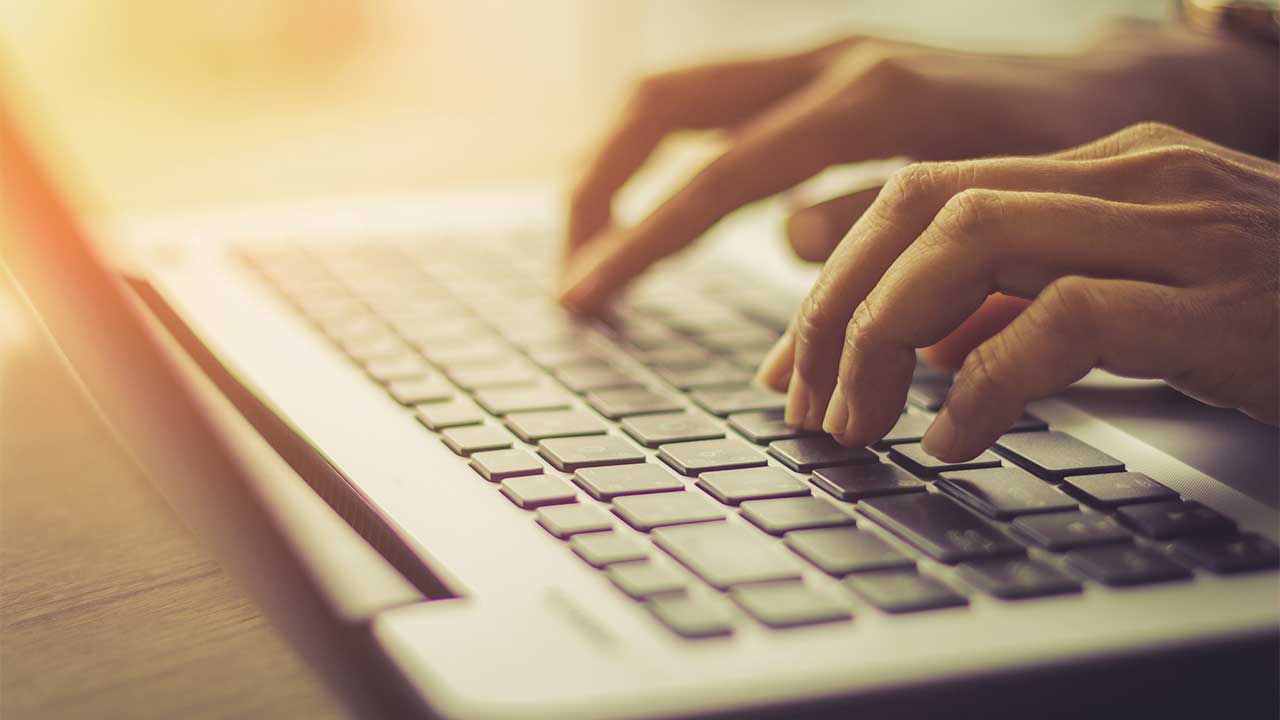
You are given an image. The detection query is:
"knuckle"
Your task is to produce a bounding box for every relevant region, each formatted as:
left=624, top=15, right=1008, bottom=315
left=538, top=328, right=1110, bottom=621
left=843, top=300, right=881, bottom=356
left=793, top=291, right=829, bottom=353
left=1040, top=276, right=1100, bottom=338
left=932, top=188, right=1003, bottom=239
left=958, top=340, right=1002, bottom=392
left=1124, top=120, right=1183, bottom=145
left=882, top=161, right=953, bottom=212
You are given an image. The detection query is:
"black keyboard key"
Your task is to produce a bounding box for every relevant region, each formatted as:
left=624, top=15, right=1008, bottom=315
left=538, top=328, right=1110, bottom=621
left=573, top=464, right=685, bottom=501
left=730, top=582, right=851, bottom=628
left=504, top=409, right=608, bottom=442
left=537, top=435, right=646, bottom=472
left=1065, top=545, right=1191, bottom=586
left=696, top=467, right=810, bottom=505
left=691, top=386, right=786, bottom=416
left=812, top=464, right=926, bottom=501
left=621, top=412, right=724, bottom=447
left=554, top=364, right=643, bottom=393
left=586, top=387, right=683, bottom=419
left=446, top=360, right=539, bottom=390
left=387, top=376, right=455, bottom=405
left=874, top=413, right=932, bottom=447
left=784, top=527, right=913, bottom=575
left=727, top=410, right=817, bottom=444
left=474, top=384, right=573, bottom=415
left=569, top=532, right=649, bottom=567
left=363, top=353, right=432, bottom=383
left=1063, top=472, right=1178, bottom=507
left=844, top=570, right=967, bottom=613
left=937, top=467, right=1078, bottom=520
left=1115, top=501, right=1235, bottom=540
left=958, top=557, right=1081, bottom=599
left=655, top=363, right=754, bottom=391
left=499, top=475, right=577, bottom=509
left=994, top=431, right=1124, bottom=481
left=1170, top=534, right=1280, bottom=575
left=646, top=595, right=733, bottom=638
left=469, top=448, right=543, bottom=482
left=859, top=493, right=1024, bottom=563
left=741, top=497, right=854, bottom=535
left=1010, top=512, right=1132, bottom=551
left=768, top=437, right=877, bottom=472
left=606, top=562, right=687, bottom=598
left=414, top=398, right=485, bottom=430
left=658, top=438, right=768, bottom=475
left=613, top=491, right=726, bottom=531
left=535, top=504, right=614, bottom=538
left=889, top=444, right=1002, bottom=476
left=651, top=522, right=802, bottom=589
left=441, top=425, right=513, bottom=456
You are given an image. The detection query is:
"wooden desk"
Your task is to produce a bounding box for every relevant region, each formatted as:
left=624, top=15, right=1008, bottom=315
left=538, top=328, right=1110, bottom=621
left=0, top=276, right=342, bottom=719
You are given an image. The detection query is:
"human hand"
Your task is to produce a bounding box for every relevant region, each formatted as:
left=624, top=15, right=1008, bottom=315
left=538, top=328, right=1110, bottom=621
left=755, top=122, right=1280, bottom=462
left=560, top=22, right=1277, bottom=314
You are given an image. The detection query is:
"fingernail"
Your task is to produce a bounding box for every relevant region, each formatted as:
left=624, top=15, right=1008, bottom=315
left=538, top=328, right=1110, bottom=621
left=822, top=381, right=850, bottom=438
left=755, top=334, right=793, bottom=390
left=921, top=411, right=958, bottom=459
left=785, top=374, right=811, bottom=427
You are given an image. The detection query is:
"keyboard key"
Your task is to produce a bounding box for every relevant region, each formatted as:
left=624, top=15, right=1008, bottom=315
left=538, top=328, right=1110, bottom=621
left=859, top=493, right=1024, bottom=564
left=784, top=527, right=913, bottom=575
left=474, top=384, right=572, bottom=415
left=573, top=464, right=685, bottom=501
left=606, top=562, right=687, bottom=598
left=586, top=387, right=683, bottom=419
left=418, top=337, right=511, bottom=366
left=906, top=374, right=951, bottom=411
left=632, top=346, right=711, bottom=370
left=1115, top=501, right=1235, bottom=540
left=621, top=412, right=724, bottom=447
left=441, top=425, right=513, bottom=456
left=1169, top=534, right=1280, bottom=575
left=658, top=438, right=768, bottom=476
left=651, top=522, right=802, bottom=589
left=993, top=431, right=1124, bottom=481
left=888, top=444, right=1002, bottom=476
left=727, top=410, right=817, bottom=444
left=469, top=448, right=543, bottom=482
left=1008, top=413, right=1049, bottom=433
left=1065, top=545, right=1191, bottom=586
left=363, top=353, right=432, bottom=383
left=414, top=398, right=485, bottom=430
left=504, top=409, right=608, bottom=442
left=812, top=464, right=926, bottom=501
left=696, top=467, right=810, bottom=505
left=691, top=386, right=786, bottom=416
left=958, top=557, right=1081, bottom=599
left=554, top=364, right=643, bottom=393
left=699, top=326, right=778, bottom=353
left=874, top=413, right=932, bottom=447
left=1063, top=472, right=1179, bottom=507
left=536, top=504, right=614, bottom=538
left=613, top=491, right=726, bottom=531
left=446, top=360, right=539, bottom=390
left=538, top=435, right=646, bottom=472
left=499, top=475, right=577, bottom=509
left=387, top=376, right=455, bottom=405
left=525, top=345, right=606, bottom=369
left=646, top=595, right=733, bottom=638
left=741, top=497, right=855, bottom=535
left=1010, top=512, right=1132, bottom=551
left=730, top=582, right=851, bottom=628
left=937, top=467, right=1078, bottom=520
left=654, top=363, right=754, bottom=391
left=768, top=437, right=877, bottom=472
left=569, top=532, right=649, bottom=567
left=844, top=570, right=967, bottom=613
left=341, top=334, right=409, bottom=362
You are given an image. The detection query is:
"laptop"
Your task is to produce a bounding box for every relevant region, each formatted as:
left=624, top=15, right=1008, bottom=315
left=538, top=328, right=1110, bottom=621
left=4, top=56, right=1278, bottom=719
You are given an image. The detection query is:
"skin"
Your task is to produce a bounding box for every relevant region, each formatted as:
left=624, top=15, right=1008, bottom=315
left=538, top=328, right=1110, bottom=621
left=559, top=20, right=1279, bottom=458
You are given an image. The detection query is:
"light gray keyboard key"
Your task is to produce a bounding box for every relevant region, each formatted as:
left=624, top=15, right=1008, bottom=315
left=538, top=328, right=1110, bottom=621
left=691, top=386, right=786, bottom=416
left=536, top=504, right=614, bottom=538
left=844, top=570, right=967, bottom=613
left=474, top=384, right=573, bottom=415
left=441, top=425, right=513, bottom=456
left=784, top=527, right=914, bottom=575
left=415, top=398, right=485, bottom=430
left=651, top=522, right=803, bottom=589
left=606, top=562, right=687, bottom=598
left=621, top=412, right=724, bottom=447
left=646, top=595, right=733, bottom=638
left=499, top=475, right=577, bottom=509
left=504, top=409, right=608, bottom=442
left=658, top=438, right=768, bottom=476
left=740, top=496, right=854, bottom=535
left=572, top=464, right=685, bottom=501
left=586, top=387, right=683, bottom=419
left=554, top=364, right=643, bottom=393
left=538, top=435, right=646, bottom=472
left=696, top=467, right=810, bottom=505
left=387, top=376, right=455, bottom=405
left=613, top=492, right=726, bottom=531
left=727, top=410, right=817, bottom=444
left=768, top=437, right=877, bottom=472
left=569, top=532, right=649, bottom=567
left=730, top=582, right=851, bottom=628
left=469, top=448, right=544, bottom=482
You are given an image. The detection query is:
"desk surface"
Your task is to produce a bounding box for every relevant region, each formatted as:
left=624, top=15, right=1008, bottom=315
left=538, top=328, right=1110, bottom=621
left=0, top=276, right=342, bottom=719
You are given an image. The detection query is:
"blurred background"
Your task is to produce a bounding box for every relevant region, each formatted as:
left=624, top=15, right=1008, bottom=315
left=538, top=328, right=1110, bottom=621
left=0, top=1, right=1169, bottom=226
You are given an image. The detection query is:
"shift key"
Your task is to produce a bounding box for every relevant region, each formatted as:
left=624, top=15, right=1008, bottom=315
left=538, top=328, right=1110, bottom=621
left=859, top=493, right=1024, bottom=564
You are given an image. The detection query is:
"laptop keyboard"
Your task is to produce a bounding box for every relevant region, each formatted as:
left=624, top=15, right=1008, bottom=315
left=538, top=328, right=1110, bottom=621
left=239, top=238, right=1279, bottom=639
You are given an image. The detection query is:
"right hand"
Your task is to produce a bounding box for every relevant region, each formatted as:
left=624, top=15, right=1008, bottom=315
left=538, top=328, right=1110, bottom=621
left=559, top=21, right=1277, bottom=315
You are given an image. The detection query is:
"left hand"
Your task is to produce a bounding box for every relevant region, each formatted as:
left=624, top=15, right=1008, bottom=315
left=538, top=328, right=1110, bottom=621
left=756, top=121, right=1280, bottom=460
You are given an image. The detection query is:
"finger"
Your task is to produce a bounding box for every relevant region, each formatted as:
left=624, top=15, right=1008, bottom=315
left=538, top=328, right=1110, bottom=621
left=825, top=190, right=1192, bottom=445
left=559, top=86, right=846, bottom=314
left=785, top=187, right=881, bottom=262
left=917, top=293, right=1029, bottom=371
left=922, top=277, right=1199, bottom=460
left=1057, top=121, right=1279, bottom=174
left=567, top=39, right=852, bottom=257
